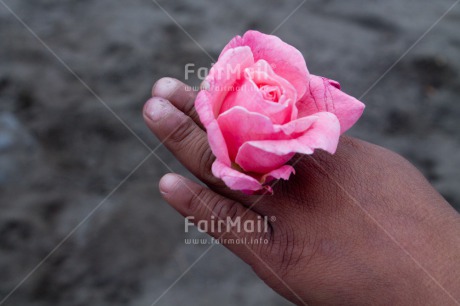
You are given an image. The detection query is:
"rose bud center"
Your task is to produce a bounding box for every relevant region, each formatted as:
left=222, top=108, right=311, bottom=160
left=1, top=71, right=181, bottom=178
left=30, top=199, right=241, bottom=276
left=259, top=84, right=281, bottom=102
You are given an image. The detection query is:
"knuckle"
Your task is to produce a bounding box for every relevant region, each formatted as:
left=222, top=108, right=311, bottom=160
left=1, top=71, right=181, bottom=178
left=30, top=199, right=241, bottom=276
left=190, top=109, right=202, bottom=125
left=169, top=115, right=195, bottom=143
left=198, top=145, right=216, bottom=181
left=187, top=186, right=209, bottom=213
left=192, top=188, right=239, bottom=224
left=213, top=199, right=239, bottom=221
left=211, top=199, right=241, bottom=234
left=183, top=94, right=198, bottom=114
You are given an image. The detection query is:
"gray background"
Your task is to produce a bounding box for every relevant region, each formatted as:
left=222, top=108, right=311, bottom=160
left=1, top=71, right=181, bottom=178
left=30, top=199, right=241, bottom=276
left=1, top=0, right=459, bottom=305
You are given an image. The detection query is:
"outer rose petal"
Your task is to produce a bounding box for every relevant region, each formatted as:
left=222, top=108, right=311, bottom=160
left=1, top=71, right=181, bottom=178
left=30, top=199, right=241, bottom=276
left=195, top=46, right=255, bottom=166
left=220, top=30, right=309, bottom=98
left=203, top=46, right=255, bottom=117
left=240, top=112, right=341, bottom=157
left=297, top=75, right=365, bottom=133
left=203, top=115, right=231, bottom=165
left=217, top=107, right=275, bottom=160
left=262, top=165, right=295, bottom=184
left=295, top=112, right=341, bottom=154
left=235, top=143, right=294, bottom=173
left=212, top=160, right=263, bottom=192
left=212, top=161, right=295, bottom=194
left=217, top=106, right=317, bottom=160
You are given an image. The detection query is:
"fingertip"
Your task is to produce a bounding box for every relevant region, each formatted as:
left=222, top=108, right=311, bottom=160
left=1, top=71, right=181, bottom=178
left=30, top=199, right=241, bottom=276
left=143, top=97, right=156, bottom=118
left=152, top=77, right=179, bottom=98
left=143, top=97, right=171, bottom=123
left=159, top=173, right=181, bottom=195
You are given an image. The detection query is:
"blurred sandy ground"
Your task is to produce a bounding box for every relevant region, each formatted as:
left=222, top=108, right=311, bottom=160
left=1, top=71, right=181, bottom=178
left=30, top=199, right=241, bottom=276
left=0, top=0, right=459, bottom=305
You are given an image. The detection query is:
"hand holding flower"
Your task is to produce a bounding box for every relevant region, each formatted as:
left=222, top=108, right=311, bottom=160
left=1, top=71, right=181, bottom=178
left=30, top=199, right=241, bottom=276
left=144, top=77, right=460, bottom=305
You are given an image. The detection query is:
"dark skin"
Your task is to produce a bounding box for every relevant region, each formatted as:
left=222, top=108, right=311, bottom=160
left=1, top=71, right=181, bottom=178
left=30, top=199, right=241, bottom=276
left=143, top=77, right=460, bottom=305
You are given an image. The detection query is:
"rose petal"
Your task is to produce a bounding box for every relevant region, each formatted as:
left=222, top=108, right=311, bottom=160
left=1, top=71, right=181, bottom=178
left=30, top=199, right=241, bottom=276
left=195, top=91, right=232, bottom=165
left=297, top=75, right=365, bottom=133
left=203, top=46, right=255, bottom=117
left=295, top=112, right=341, bottom=154
left=195, top=47, right=256, bottom=166
left=262, top=165, right=295, bottom=183
left=219, top=61, right=297, bottom=124
left=220, top=30, right=309, bottom=98
left=276, top=115, right=318, bottom=135
left=217, top=107, right=276, bottom=160
left=212, top=160, right=295, bottom=194
left=245, top=60, right=297, bottom=107
left=240, top=112, right=341, bottom=156
left=207, top=118, right=231, bottom=165
left=236, top=142, right=294, bottom=173
left=212, top=160, right=263, bottom=191
left=217, top=107, right=317, bottom=161
left=219, top=78, right=288, bottom=124
left=234, top=116, right=319, bottom=173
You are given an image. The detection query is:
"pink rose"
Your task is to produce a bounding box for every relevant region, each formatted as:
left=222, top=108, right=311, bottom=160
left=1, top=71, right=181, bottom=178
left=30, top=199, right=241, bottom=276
left=195, top=30, right=365, bottom=194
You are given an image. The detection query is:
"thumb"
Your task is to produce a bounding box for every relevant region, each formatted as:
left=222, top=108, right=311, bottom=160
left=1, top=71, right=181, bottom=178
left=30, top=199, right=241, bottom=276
left=159, top=173, right=271, bottom=266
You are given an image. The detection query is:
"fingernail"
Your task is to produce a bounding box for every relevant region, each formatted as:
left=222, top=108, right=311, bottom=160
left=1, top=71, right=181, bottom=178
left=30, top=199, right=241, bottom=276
left=159, top=173, right=180, bottom=194
left=153, top=77, right=176, bottom=98
left=146, top=98, right=169, bottom=122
